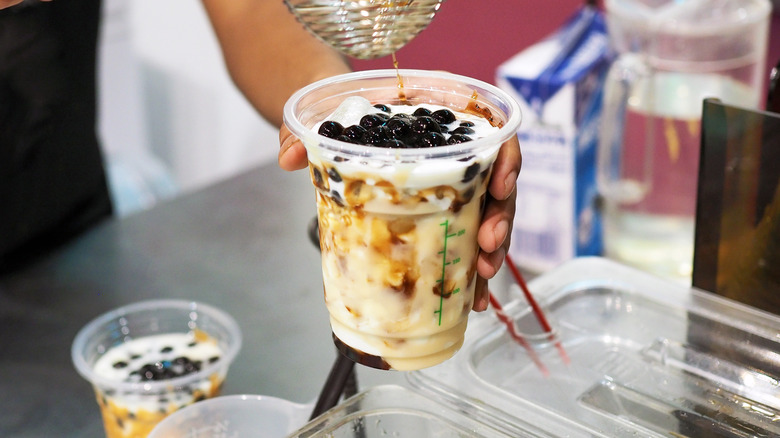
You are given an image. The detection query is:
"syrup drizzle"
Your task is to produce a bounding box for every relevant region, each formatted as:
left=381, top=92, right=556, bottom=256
left=392, top=52, right=408, bottom=104
left=389, top=56, right=501, bottom=127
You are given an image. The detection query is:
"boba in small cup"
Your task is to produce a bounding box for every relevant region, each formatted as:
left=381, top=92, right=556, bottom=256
left=283, top=69, right=522, bottom=371
left=71, top=299, right=242, bottom=438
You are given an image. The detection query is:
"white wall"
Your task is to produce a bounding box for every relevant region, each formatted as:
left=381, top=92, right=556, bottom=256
left=98, top=0, right=278, bottom=215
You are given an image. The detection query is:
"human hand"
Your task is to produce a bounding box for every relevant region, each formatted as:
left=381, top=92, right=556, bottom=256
left=472, top=135, right=521, bottom=312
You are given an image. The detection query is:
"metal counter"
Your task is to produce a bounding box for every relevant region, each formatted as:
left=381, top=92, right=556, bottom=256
left=0, top=163, right=402, bottom=437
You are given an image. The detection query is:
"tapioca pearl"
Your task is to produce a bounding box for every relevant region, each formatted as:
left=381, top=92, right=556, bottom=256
left=447, top=134, right=472, bottom=145
left=373, top=103, right=391, bottom=113
left=462, top=162, right=481, bottom=183
left=363, top=126, right=390, bottom=146
left=412, top=107, right=432, bottom=117
left=459, top=121, right=475, bottom=127
left=359, top=113, right=388, bottom=129
left=411, top=116, right=441, bottom=135
left=311, top=167, right=326, bottom=190
left=432, top=109, right=456, bottom=125
left=343, top=125, right=367, bottom=142
left=382, top=139, right=408, bottom=149
left=419, top=132, right=447, bottom=148
left=386, top=117, right=413, bottom=141
left=451, top=126, right=475, bottom=136
left=160, top=346, right=173, bottom=354
left=112, top=361, right=128, bottom=369
left=327, top=167, right=342, bottom=182
left=318, top=120, right=345, bottom=139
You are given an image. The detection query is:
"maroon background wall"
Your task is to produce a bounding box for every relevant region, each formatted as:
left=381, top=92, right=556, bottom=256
left=351, top=0, right=780, bottom=106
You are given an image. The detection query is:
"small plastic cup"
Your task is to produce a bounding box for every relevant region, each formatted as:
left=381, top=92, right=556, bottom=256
left=148, top=394, right=312, bottom=438
left=283, top=69, right=522, bottom=371
left=71, top=299, right=242, bottom=438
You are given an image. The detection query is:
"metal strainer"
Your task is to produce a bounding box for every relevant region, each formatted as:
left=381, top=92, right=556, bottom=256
left=284, top=0, right=446, bottom=59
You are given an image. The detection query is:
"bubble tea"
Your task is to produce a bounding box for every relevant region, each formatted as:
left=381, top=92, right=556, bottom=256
left=71, top=300, right=242, bottom=438
left=283, top=70, right=521, bottom=370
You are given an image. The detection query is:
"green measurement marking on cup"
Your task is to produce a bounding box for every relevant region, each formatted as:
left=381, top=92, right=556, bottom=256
left=435, top=219, right=464, bottom=326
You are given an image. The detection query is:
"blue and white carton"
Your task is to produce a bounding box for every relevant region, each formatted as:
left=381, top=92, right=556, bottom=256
left=497, top=6, right=612, bottom=273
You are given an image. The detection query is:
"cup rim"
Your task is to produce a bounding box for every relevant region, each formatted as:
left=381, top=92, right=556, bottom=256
left=283, top=69, right=522, bottom=161
left=71, top=298, right=242, bottom=392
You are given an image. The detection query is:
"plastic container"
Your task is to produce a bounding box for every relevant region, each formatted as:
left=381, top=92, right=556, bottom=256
left=290, top=385, right=521, bottom=437
left=71, top=299, right=242, bottom=438
left=149, top=394, right=312, bottom=438
left=283, top=69, right=522, bottom=371
left=408, top=257, right=780, bottom=437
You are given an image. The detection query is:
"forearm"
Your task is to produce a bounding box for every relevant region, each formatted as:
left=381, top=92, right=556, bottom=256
left=202, top=0, right=351, bottom=127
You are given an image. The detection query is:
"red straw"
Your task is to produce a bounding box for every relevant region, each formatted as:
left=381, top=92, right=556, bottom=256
left=504, top=254, right=571, bottom=365
left=488, top=292, right=549, bottom=376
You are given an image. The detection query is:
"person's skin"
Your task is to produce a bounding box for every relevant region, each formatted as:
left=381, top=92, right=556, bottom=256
left=209, top=0, right=523, bottom=311
left=0, top=0, right=50, bottom=9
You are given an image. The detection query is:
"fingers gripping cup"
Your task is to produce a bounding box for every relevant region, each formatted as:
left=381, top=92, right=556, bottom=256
left=284, top=70, right=521, bottom=371
left=71, top=299, right=242, bottom=438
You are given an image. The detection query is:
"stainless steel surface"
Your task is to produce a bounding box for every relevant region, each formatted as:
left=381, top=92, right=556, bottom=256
left=0, top=163, right=402, bottom=437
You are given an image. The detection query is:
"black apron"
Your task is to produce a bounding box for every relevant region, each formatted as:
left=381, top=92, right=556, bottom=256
left=0, top=0, right=113, bottom=272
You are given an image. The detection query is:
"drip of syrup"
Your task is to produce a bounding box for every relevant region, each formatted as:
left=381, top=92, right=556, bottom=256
left=465, top=91, right=502, bottom=127
left=392, top=53, right=408, bottom=104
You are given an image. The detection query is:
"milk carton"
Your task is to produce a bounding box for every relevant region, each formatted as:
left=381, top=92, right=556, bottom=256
left=497, top=6, right=612, bottom=273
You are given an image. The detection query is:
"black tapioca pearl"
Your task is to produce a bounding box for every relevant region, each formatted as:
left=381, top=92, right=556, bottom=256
left=330, top=190, right=345, bottom=207
left=447, top=134, right=472, bottom=144
left=336, top=134, right=354, bottom=144
left=312, top=167, right=325, bottom=189
left=359, top=113, right=388, bottom=129
left=382, top=139, right=408, bottom=149
left=327, top=167, right=342, bottom=182
left=451, top=126, right=475, bottom=136
left=419, top=132, right=447, bottom=148
left=130, top=354, right=141, bottom=360
left=363, top=126, right=390, bottom=146
left=459, top=121, right=475, bottom=127
left=187, top=342, right=197, bottom=348
left=386, top=117, right=413, bottom=141
left=411, top=116, right=441, bottom=135
left=462, top=162, right=481, bottom=183
left=343, top=125, right=367, bottom=143
left=112, top=361, right=128, bottom=369
left=317, top=120, right=344, bottom=139
left=373, top=103, right=391, bottom=113
left=412, top=107, right=432, bottom=117
left=160, top=346, right=173, bottom=354
left=208, top=356, right=220, bottom=364
left=392, top=113, right=414, bottom=122
left=194, top=394, right=207, bottom=402
left=432, top=109, right=456, bottom=125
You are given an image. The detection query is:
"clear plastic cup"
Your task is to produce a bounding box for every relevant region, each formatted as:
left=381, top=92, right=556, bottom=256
left=71, top=299, right=242, bottom=438
left=283, top=69, right=522, bottom=371
left=148, top=394, right=312, bottom=438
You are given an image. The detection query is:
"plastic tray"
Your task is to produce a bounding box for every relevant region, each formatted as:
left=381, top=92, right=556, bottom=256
left=288, top=384, right=528, bottom=437
left=407, top=257, right=780, bottom=437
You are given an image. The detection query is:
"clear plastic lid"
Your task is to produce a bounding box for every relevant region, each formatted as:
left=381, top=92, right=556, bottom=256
left=407, top=257, right=780, bottom=437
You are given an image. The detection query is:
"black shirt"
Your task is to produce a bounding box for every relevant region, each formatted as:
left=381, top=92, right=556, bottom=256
left=0, top=0, right=112, bottom=271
